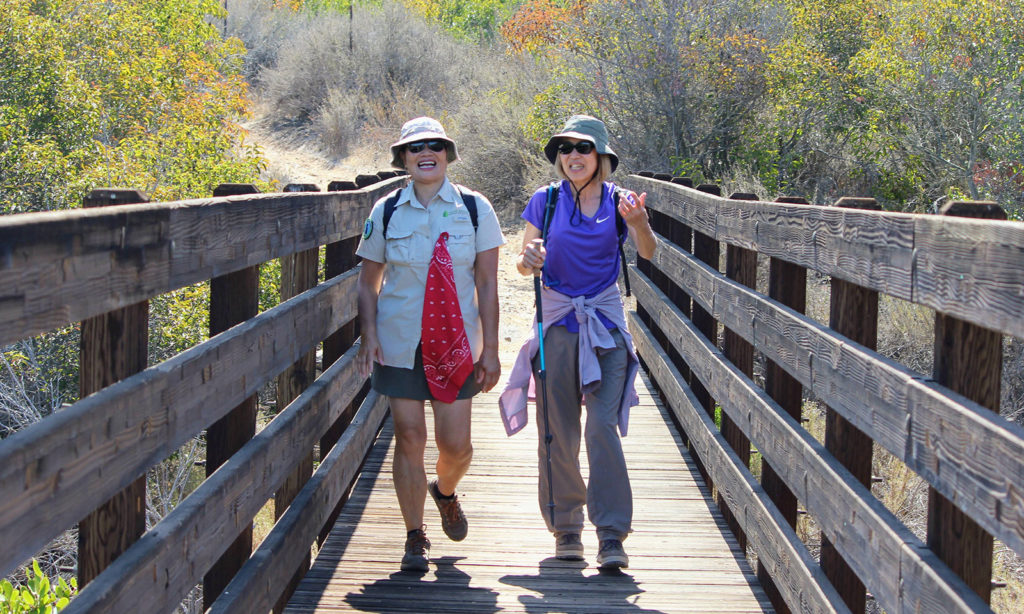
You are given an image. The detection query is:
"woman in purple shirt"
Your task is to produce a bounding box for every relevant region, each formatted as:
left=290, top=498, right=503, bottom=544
left=501, top=115, right=657, bottom=569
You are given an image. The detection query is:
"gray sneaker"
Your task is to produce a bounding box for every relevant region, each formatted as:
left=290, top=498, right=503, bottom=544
left=597, top=539, right=629, bottom=569
left=555, top=533, right=585, bottom=560
left=401, top=527, right=430, bottom=572
left=429, top=479, right=468, bottom=541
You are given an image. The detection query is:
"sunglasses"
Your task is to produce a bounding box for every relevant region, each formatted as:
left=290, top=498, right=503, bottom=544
left=405, top=140, right=447, bottom=154
left=556, top=141, right=595, bottom=155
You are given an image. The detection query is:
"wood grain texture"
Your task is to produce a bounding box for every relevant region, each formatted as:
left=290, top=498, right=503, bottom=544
left=282, top=356, right=772, bottom=613
left=633, top=175, right=1024, bottom=340
left=0, top=179, right=401, bottom=347
left=648, top=237, right=1024, bottom=559
left=210, top=392, right=389, bottom=614
left=0, top=269, right=360, bottom=578
left=62, top=343, right=373, bottom=614
left=631, top=315, right=844, bottom=614
left=631, top=268, right=991, bottom=614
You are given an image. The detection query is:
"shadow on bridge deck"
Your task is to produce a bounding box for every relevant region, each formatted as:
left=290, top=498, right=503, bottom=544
left=285, top=370, right=771, bottom=613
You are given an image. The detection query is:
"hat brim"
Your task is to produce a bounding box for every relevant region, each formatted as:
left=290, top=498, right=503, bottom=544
left=390, top=133, right=459, bottom=169
left=543, top=131, right=618, bottom=173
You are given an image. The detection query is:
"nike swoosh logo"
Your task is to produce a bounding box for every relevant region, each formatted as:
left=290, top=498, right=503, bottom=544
left=596, top=215, right=610, bottom=223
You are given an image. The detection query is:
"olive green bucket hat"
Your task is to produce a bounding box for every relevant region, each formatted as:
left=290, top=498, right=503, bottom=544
left=543, top=114, right=619, bottom=173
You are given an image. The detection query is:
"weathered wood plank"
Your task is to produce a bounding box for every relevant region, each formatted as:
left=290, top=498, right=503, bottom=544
left=642, top=179, right=916, bottom=300
left=203, top=182, right=263, bottom=605
left=0, top=180, right=400, bottom=347
left=209, top=391, right=389, bottom=613
left=630, top=314, right=845, bottom=614
left=0, top=269, right=360, bottom=578
left=650, top=237, right=1024, bottom=559
left=913, top=213, right=1024, bottom=339
left=631, top=268, right=992, bottom=614
left=820, top=197, right=879, bottom=613
left=635, top=175, right=1024, bottom=340
left=61, top=343, right=373, bottom=614
left=283, top=357, right=772, bottom=614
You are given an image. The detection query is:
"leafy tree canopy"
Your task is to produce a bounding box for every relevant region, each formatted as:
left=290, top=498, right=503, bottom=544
left=0, top=0, right=265, bottom=214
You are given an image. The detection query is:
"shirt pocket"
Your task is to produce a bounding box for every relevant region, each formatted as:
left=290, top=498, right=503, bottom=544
left=385, top=226, right=420, bottom=266
left=445, top=222, right=476, bottom=267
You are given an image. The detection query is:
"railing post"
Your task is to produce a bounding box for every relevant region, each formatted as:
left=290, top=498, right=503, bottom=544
left=721, top=191, right=759, bottom=553
left=758, top=195, right=809, bottom=614
left=689, top=183, right=721, bottom=492
left=668, top=177, right=694, bottom=385
left=77, top=188, right=150, bottom=587
left=203, top=183, right=261, bottom=606
left=691, top=184, right=721, bottom=419
left=927, top=199, right=1006, bottom=604
left=275, top=182, right=321, bottom=613
left=820, top=196, right=880, bottom=612
left=317, top=175, right=380, bottom=545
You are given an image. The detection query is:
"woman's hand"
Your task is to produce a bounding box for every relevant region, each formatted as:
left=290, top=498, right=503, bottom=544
left=618, top=190, right=658, bottom=260
left=519, top=238, right=546, bottom=274
left=474, top=348, right=501, bottom=393
left=617, top=190, right=649, bottom=228
left=356, top=333, right=382, bottom=378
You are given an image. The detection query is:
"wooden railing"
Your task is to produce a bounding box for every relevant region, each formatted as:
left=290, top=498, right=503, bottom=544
left=624, top=173, right=1024, bottom=614
left=0, top=173, right=405, bottom=612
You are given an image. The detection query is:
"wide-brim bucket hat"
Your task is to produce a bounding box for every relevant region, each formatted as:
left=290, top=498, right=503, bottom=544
left=543, top=114, right=618, bottom=173
left=389, top=116, right=459, bottom=169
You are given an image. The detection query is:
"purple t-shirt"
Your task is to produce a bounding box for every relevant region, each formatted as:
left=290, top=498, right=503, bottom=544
left=522, top=180, right=623, bottom=331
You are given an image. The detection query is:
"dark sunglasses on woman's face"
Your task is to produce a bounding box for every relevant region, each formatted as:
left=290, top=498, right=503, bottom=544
left=405, top=140, right=447, bottom=154
left=557, top=140, right=595, bottom=155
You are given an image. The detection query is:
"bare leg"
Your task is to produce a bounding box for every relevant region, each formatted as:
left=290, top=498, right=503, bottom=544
left=390, top=397, right=428, bottom=532
left=431, top=398, right=473, bottom=496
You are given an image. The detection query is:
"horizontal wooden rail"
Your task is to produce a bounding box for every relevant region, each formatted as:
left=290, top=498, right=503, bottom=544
left=0, top=268, right=360, bottom=578
left=209, top=390, right=389, bottom=614
left=628, top=173, right=1021, bottom=614
left=642, top=180, right=1024, bottom=340
left=1, top=173, right=404, bottom=611
left=646, top=231, right=1024, bottom=557
left=62, top=345, right=384, bottom=613
left=0, top=179, right=402, bottom=347
left=628, top=312, right=847, bottom=613
left=630, top=266, right=990, bottom=613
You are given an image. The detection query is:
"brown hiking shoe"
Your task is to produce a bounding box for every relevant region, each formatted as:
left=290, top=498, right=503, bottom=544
left=597, top=539, right=629, bottom=569
left=555, top=533, right=584, bottom=561
left=429, top=479, right=468, bottom=541
left=401, top=527, right=430, bottom=572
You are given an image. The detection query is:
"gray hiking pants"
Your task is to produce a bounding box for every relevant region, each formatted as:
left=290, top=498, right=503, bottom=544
left=533, top=325, right=633, bottom=541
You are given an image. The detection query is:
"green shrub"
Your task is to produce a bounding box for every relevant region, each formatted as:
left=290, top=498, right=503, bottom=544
left=0, top=561, right=76, bottom=614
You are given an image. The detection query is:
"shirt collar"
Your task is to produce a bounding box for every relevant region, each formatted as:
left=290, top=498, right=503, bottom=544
left=398, top=177, right=457, bottom=209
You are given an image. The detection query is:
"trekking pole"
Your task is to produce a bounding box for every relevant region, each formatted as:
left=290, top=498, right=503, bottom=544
left=534, top=270, right=556, bottom=530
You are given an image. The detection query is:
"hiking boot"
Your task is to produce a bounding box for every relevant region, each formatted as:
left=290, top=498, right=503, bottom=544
left=555, top=533, right=584, bottom=561
left=401, top=527, right=430, bottom=572
left=429, top=479, right=468, bottom=541
left=597, top=539, right=629, bottom=569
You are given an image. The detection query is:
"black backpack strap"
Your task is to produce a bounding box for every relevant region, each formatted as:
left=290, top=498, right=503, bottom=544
left=381, top=188, right=403, bottom=239
left=613, top=188, right=631, bottom=297
left=455, top=187, right=479, bottom=231
left=385, top=186, right=478, bottom=238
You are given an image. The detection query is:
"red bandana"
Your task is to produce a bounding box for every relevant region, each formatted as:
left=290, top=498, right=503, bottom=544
left=422, top=232, right=474, bottom=402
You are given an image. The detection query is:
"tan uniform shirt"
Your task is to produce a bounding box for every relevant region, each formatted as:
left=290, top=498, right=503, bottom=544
left=356, top=178, right=506, bottom=369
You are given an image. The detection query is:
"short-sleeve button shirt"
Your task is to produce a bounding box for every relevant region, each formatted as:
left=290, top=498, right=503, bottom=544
left=356, top=178, right=506, bottom=369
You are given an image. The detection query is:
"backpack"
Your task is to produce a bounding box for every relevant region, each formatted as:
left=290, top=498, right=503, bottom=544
left=381, top=187, right=478, bottom=238
left=541, top=182, right=631, bottom=297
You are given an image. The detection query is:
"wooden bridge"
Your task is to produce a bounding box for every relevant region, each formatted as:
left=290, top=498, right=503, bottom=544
left=1, top=172, right=1023, bottom=613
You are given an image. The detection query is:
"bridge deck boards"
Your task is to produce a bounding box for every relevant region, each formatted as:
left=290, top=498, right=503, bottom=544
left=285, top=371, right=772, bottom=613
